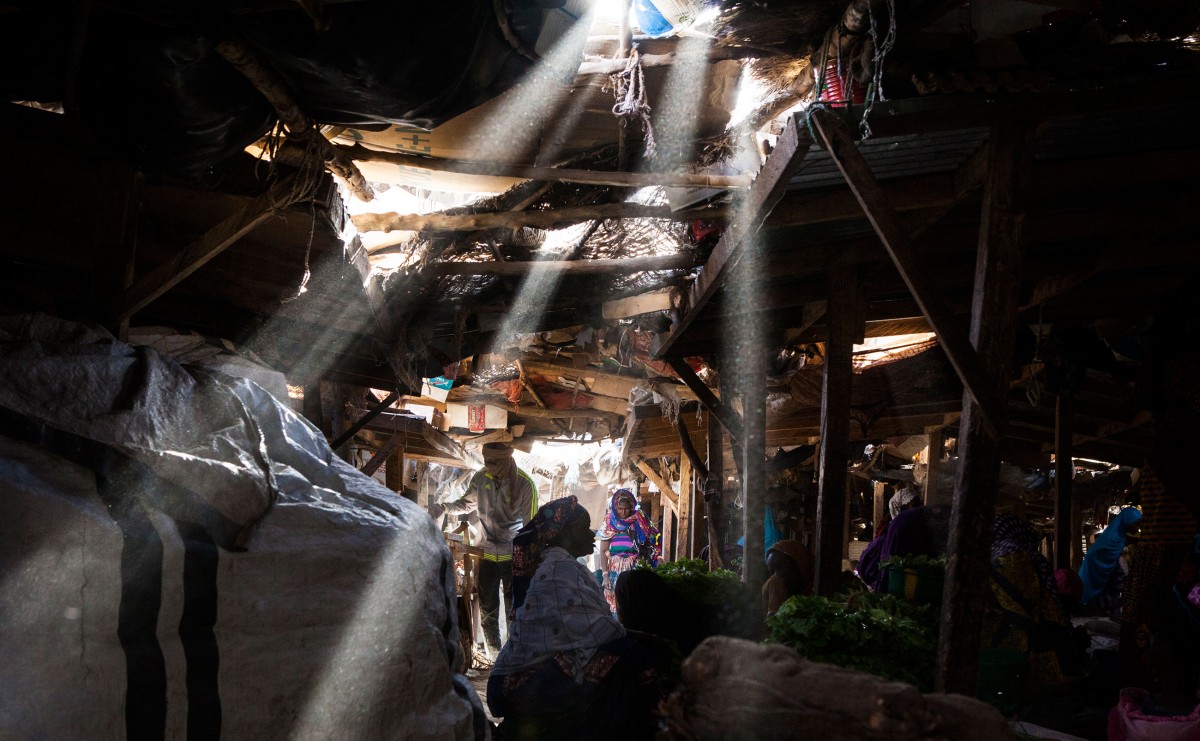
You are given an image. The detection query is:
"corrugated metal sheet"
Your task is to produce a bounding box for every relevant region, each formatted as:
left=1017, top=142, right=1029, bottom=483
left=788, top=127, right=990, bottom=191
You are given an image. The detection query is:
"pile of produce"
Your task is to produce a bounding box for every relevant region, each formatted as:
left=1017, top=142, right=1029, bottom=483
left=766, top=590, right=940, bottom=690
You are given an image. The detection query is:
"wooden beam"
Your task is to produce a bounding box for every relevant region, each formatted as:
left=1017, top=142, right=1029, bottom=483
left=351, top=202, right=730, bottom=234
left=361, top=429, right=404, bottom=477
left=329, top=389, right=401, bottom=453
left=431, top=254, right=693, bottom=276
left=636, top=457, right=679, bottom=509
left=665, top=357, right=745, bottom=444
left=655, top=113, right=811, bottom=358
left=111, top=175, right=302, bottom=323
left=937, top=123, right=1036, bottom=695
left=603, top=288, right=674, bottom=320
left=1054, top=394, right=1074, bottom=570
left=809, top=107, right=1006, bottom=437
left=336, top=142, right=751, bottom=190
left=815, top=265, right=858, bottom=596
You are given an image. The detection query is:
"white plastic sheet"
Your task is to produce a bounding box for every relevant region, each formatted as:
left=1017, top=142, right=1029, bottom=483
left=0, top=314, right=484, bottom=740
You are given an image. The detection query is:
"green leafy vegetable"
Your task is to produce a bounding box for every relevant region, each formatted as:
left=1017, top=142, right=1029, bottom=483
left=767, top=592, right=939, bottom=691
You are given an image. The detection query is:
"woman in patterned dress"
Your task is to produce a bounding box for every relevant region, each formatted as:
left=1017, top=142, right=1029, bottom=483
left=599, top=488, right=660, bottom=615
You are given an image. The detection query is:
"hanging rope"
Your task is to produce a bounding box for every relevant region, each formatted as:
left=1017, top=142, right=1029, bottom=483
left=609, top=47, right=657, bottom=160
left=860, top=0, right=897, bottom=139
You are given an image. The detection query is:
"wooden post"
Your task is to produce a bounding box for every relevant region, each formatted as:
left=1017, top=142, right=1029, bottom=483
left=873, top=482, right=887, bottom=533
left=815, top=265, right=858, bottom=596
left=330, top=383, right=353, bottom=464
left=924, top=427, right=945, bottom=505
left=386, top=446, right=408, bottom=500
left=662, top=493, right=676, bottom=562
left=1054, top=394, right=1074, bottom=570
left=678, top=448, right=694, bottom=560
left=936, top=123, right=1035, bottom=695
left=303, top=382, right=325, bottom=436
left=740, top=348, right=768, bottom=594
left=704, top=410, right=725, bottom=568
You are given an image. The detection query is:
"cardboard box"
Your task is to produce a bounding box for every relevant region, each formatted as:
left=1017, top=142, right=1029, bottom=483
left=421, top=376, right=454, bottom=403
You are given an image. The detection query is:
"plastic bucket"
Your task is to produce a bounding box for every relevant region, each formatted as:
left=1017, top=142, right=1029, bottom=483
left=885, top=566, right=944, bottom=605
left=978, top=647, right=1025, bottom=715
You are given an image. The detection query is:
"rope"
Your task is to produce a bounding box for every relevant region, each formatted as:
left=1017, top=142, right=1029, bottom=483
left=609, top=48, right=657, bottom=160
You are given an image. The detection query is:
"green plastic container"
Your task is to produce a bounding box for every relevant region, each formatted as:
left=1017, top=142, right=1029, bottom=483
left=885, top=566, right=944, bottom=605
left=977, top=647, right=1025, bottom=716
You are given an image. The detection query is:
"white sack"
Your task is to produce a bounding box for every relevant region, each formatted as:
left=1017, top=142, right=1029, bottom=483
left=0, top=313, right=484, bottom=740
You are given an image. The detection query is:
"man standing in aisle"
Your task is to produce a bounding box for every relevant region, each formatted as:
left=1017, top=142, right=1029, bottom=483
left=438, top=442, right=538, bottom=658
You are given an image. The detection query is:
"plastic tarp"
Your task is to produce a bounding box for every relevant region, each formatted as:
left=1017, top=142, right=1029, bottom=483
left=0, top=0, right=562, bottom=182
left=0, top=313, right=484, bottom=740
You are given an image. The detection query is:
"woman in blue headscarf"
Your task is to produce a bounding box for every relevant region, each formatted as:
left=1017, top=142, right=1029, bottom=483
left=1079, top=506, right=1142, bottom=605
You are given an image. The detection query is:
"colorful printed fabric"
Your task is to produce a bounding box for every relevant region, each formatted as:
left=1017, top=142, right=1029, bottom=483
left=493, top=546, right=625, bottom=680
left=599, top=489, right=660, bottom=613
left=984, top=515, right=1081, bottom=690
left=510, top=495, right=586, bottom=612
left=993, top=514, right=1057, bottom=596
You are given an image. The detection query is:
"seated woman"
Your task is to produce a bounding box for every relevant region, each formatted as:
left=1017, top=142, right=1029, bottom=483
left=762, top=540, right=815, bottom=617
left=488, top=496, right=660, bottom=741
left=983, top=514, right=1083, bottom=691
left=614, top=568, right=712, bottom=658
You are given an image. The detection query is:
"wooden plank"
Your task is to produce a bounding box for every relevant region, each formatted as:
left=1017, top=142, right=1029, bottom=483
left=337, top=141, right=751, bottom=189
left=635, top=458, right=679, bottom=509
left=655, top=113, right=811, bottom=358
left=603, top=288, right=674, bottom=320
left=815, top=265, right=857, bottom=596
left=352, top=202, right=730, bottom=234
left=431, top=254, right=694, bottom=276
left=810, top=107, right=1006, bottom=437
left=1054, top=394, right=1074, bottom=570
left=936, top=123, right=1036, bottom=695
left=112, top=175, right=300, bottom=323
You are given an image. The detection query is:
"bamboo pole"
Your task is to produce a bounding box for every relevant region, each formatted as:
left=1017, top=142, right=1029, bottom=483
left=352, top=202, right=731, bottom=234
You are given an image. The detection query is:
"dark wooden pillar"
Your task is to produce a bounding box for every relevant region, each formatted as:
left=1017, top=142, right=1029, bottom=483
left=1054, top=394, right=1074, bottom=570
left=303, top=381, right=324, bottom=434
left=706, top=410, right=726, bottom=570
left=815, top=265, right=858, bottom=596
left=936, top=124, right=1035, bottom=694
left=740, top=349, right=768, bottom=593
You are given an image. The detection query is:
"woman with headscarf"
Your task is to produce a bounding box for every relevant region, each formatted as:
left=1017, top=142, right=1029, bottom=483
left=983, top=514, right=1083, bottom=690
left=1079, top=506, right=1142, bottom=605
left=762, top=540, right=815, bottom=617
left=489, top=496, right=661, bottom=740
left=599, top=488, right=661, bottom=614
